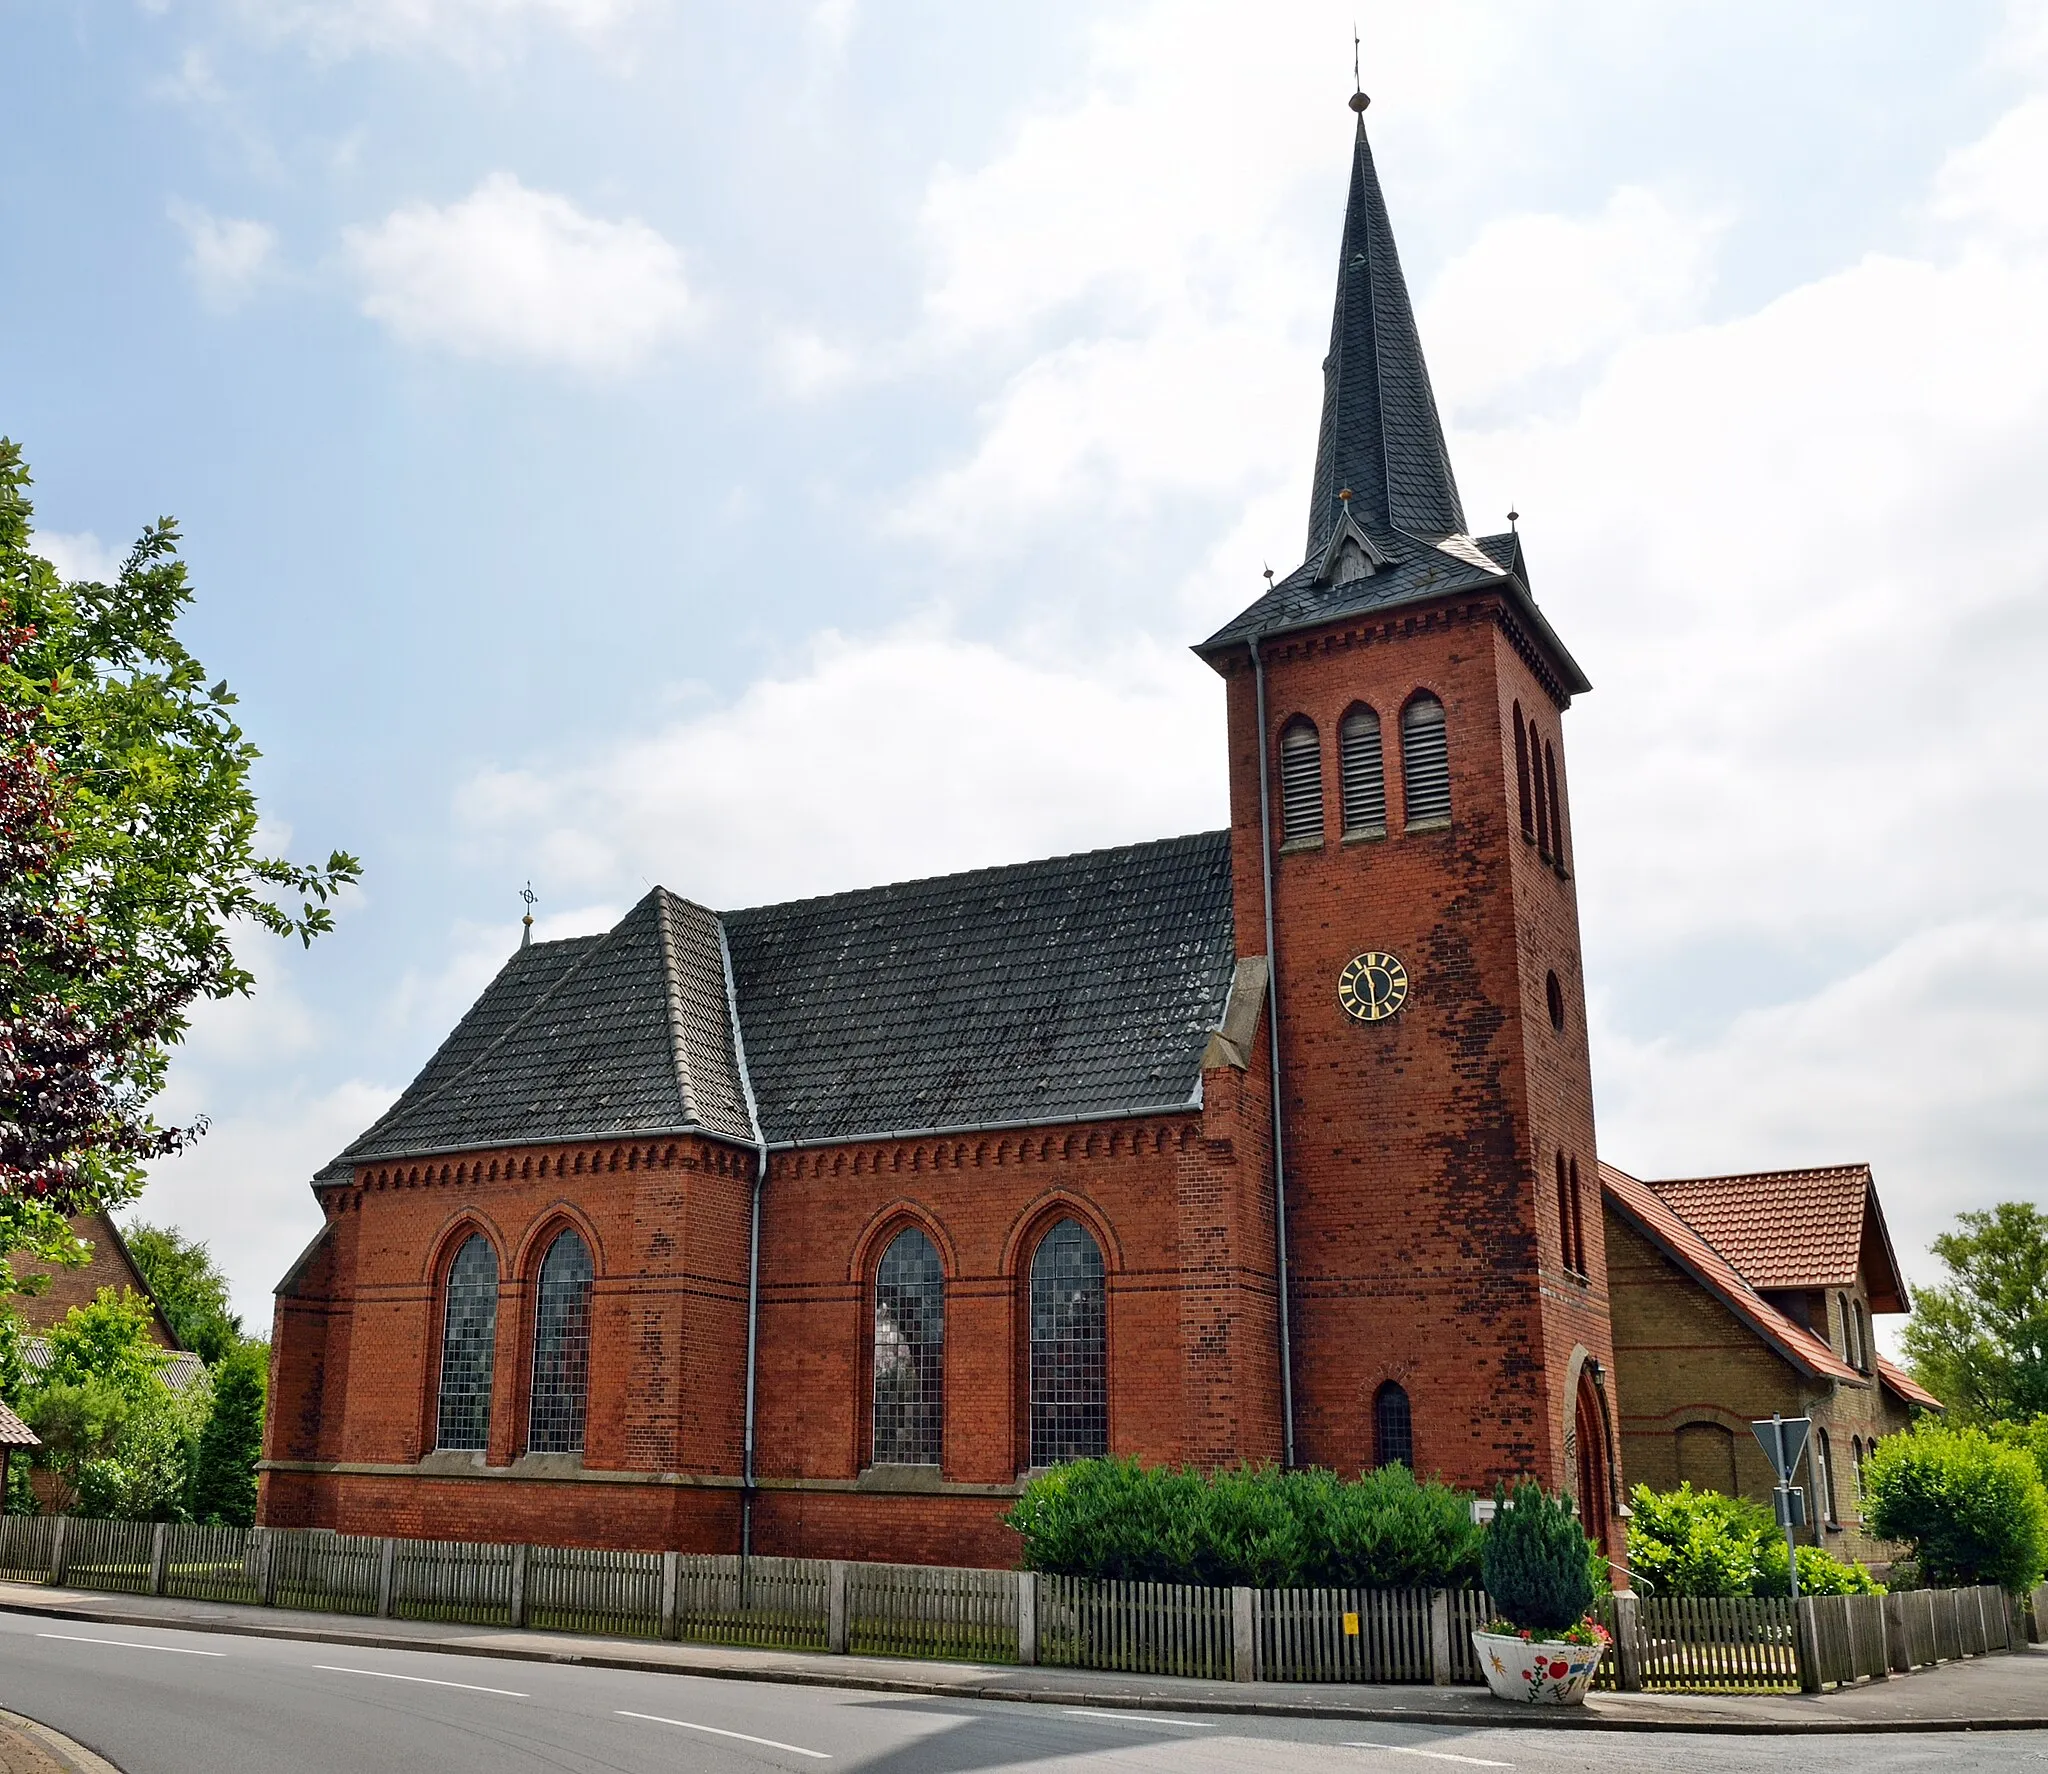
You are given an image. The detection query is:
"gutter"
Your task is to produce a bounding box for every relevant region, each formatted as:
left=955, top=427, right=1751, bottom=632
left=1251, top=632, right=1298, bottom=1470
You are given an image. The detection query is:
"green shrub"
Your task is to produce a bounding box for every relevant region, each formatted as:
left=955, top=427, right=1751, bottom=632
left=1627, top=1483, right=1883, bottom=1598
left=1990, top=1416, right=2048, bottom=1490
left=1752, top=1538, right=1883, bottom=1597
left=1005, top=1457, right=1481, bottom=1588
left=1481, top=1481, right=1595, bottom=1635
left=1864, top=1422, right=2048, bottom=1592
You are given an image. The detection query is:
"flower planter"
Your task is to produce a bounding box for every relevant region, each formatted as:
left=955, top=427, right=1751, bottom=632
left=1471, top=1629, right=1605, bottom=1705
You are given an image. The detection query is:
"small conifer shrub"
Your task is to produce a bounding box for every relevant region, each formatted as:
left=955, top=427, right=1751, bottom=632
left=1480, top=1481, right=1596, bottom=1638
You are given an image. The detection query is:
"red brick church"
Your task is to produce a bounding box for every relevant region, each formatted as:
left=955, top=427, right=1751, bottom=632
left=262, top=98, right=1620, bottom=1567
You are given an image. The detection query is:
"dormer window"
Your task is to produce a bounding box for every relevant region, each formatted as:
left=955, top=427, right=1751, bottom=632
left=1335, top=538, right=1371, bottom=585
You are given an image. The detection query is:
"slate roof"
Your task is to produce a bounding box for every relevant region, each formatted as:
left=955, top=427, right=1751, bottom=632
left=317, top=832, right=1239, bottom=1176
left=725, top=831, right=1236, bottom=1144
left=1645, top=1165, right=1908, bottom=1314
left=1600, top=1162, right=1863, bottom=1385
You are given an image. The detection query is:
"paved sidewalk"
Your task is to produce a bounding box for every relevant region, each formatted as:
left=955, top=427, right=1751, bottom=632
left=1, top=1580, right=2042, bottom=1735
left=0, top=1710, right=120, bottom=1774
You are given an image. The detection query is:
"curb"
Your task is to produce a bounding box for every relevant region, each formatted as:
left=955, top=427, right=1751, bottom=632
left=3, top=1595, right=2042, bottom=1736
left=0, top=1706, right=125, bottom=1774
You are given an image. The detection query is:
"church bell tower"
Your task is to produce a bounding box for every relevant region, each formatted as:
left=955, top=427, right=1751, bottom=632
left=1196, top=91, right=1620, bottom=1546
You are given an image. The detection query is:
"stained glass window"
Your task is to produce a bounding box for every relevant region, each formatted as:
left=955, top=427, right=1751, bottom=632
left=1029, top=1218, right=1107, bottom=1466
left=528, top=1229, right=594, bottom=1455
left=872, top=1227, right=945, bottom=1467
left=435, top=1234, right=498, bottom=1452
left=1374, top=1381, right=1413, bottom=1470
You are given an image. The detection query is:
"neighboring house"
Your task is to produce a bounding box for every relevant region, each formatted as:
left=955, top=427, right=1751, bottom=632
left=16, top=1337, right=207, bottom=1395
left=1602, top=1162, right=1941, bottom=1566
left=264, top=97, right=1623, bottom=1569
left=8, top=1211, right=182, bottom=1351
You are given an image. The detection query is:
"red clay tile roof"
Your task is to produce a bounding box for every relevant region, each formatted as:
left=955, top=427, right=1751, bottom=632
left=1641, top=1165, right=1907, bottom=1313
left=1876, top=1356, right=1943, bottom=1412
left=0, top=1400, right=38, bottom=1448
left=1600, top=1162, right=1864, bottom=1384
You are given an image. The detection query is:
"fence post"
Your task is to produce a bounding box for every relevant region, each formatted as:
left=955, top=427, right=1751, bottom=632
left=1017, top=1571, right=1038, bottom=1667
left=49, top=1516, right=69, bottom=1587
left=659, top=1551, right=680, bottom=1642
left=508, top=1544, right=529, bottom=1629
left=827, top=1560, right=848, bottom=1656
left=1794, top=1596, right=1823, bottom=1693
left=1230, top=1586, right=1257, bottom=1682
left=1611, top=1591, right=1643, bottom=1692
left=258, top=1530, right=279, bottom=1608
left=150, top=1522, right=170, bottom=1597
left=376, top=1537, right=397, bottom=1619
left=1882, top=1591, right=1910, bottom=1673
left=1427, top=1590, right=1454, bottom=1687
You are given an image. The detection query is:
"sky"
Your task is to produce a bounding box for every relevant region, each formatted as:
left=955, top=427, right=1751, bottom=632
left=3, top=0, right=2046, bottom=1341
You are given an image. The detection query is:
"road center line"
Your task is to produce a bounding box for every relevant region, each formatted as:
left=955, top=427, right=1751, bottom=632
left=36, top=1633, right=225, bottom=1657
left=1342, top=1744, right=1512, bottom=1768
left=1064, top=1708, right=1220, bottom=1729
left=617, top=1710, right=832, bottom=1759
left=315, top=1665, right=528, bottom=1697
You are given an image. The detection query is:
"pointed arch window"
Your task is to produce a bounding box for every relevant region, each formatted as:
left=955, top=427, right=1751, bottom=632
left=1570, top=1157, right=1587, bottom=1277
left=1279, top=718, right=1324, bottom=847
left=1555, top=1154, right=1574, bottom=1277
left=1400, top=695, right=1451, bottom=828
left=1339, top=705, right=1386, bottom=838
left=528, top=1228, right=594, bottom=1455
left=1513, top=704, right=1535, bottom=843
left=1815, top=1427, right=1839, bottom=1526
left=873, top=1226, right=945, bottom=1467
left=1853, top=1301, right=1870, bottom=1374
left=1373, top=1382, right=1413, bottom=1470
left=1544, top=741, right=1566, bottom=866
left=1029, top=1218, right=1107, bottom=1466
left=435, top=1234, right=498, bottom=1452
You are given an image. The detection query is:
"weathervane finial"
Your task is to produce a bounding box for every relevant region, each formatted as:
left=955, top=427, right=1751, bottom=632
left=519, top=881, right=537, bottom=949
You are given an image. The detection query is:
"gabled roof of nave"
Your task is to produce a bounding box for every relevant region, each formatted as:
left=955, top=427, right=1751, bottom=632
left=318, top=831, right=1239, bottom=1177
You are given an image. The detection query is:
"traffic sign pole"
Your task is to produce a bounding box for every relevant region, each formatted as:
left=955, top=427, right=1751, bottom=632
left=1751, top=1413, right=1812, bottom=1603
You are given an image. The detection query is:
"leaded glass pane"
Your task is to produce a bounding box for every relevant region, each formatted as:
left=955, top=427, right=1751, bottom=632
left=1029, top=1218, right=1107, bottom=1466
left=1374, top=1382, right=1413, bottom=1470
left=435, top=1235, right=498, bottom=1452
left=528, top=1229, right=593, bottom=1455
left=872, top=1227, right=944, bottom=1467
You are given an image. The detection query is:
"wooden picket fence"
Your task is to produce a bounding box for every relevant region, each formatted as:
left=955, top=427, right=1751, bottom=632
left=0, top=1514, right=2029, bottom=1696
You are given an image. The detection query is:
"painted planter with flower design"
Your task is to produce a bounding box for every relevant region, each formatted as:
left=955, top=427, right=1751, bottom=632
left=1471, top=1628, right=1606, bottom=1705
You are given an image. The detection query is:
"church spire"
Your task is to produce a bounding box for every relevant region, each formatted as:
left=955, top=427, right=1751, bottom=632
left=1305, top=96, right=1465, bottom=560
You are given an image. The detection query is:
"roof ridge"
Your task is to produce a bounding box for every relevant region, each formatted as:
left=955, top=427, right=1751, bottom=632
left=1649, top=1162, right=1870, bottom=1187
left=723, top=828, right=1229, bottom=920
left=652, top=887, right=703, bottom=1129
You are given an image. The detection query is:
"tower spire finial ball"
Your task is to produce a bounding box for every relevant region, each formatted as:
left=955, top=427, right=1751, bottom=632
left=1349, top=89, right=1370, bottom=114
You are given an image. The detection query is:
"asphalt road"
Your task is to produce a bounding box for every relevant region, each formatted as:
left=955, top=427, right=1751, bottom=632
left=1, top=1613, right=2045, bottom=1774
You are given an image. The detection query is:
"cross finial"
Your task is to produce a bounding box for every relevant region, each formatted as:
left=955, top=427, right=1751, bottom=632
left=1350, top=24, right=1370, bottom=113
left=519, top=880, right=537, bottom=949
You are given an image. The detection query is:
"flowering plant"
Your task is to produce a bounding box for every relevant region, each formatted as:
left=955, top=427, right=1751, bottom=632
left=1482, top=1615, right=1610, bottom=1649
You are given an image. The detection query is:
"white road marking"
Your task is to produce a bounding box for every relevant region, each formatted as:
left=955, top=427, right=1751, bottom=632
left=618, top=1710, right=832, bottom=1759
left=1342, top=1744, right=1512, bottom=1768
left=1064, top=1708, right=1220, bottom=1729
left=315, top=1665, right=528, bottom=1697
left=36, top=1633, right=224, bottom=1657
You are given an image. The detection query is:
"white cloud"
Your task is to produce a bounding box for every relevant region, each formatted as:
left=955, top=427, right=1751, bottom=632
left=169, top=201, right=278, bottom=311
left=457, top=627, right=1225, bottom=909
left=344, top=173, right=692, bottom=373
left=31, top=529, right=123, bottom=584
left=234, top=0, right=640, bottom=64
left=768, top=328, right=861, bottom=400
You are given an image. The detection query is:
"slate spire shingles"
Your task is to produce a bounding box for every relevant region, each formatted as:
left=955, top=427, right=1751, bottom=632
left=1305, top=115, right=1465, bottom=560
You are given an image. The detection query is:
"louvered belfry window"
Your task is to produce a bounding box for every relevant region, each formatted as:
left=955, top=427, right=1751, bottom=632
left=1278, top=718, right=1323, bottom=846
left=1374, top=1382, right=1414, bottom=1470
left=1513, top=704, right=1536, bottom=842
left=435, top=1234, right=498, bottom=1452
left=528, top=1229, right=594, bottom=1455
left=873, top=1226, right=945, bottom=1467
left=1400, top=695, right=1451, bottom=827
left=1339, top=705, right=1386, bottom=836
left=1029, top=1218, right=1108, bottom=1466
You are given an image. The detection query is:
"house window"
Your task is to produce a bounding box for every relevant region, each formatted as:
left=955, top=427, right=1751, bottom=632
left=1815, top=1427, right=1838, bottom=1526
left=528, top=1228, right=594, bottom=1455
left=1513, top=704, right=1535, bottom=842
left=1374, top=1382, right=1414, bottom=1470
left=1278, top=718, right=1323, bottom=847
left=1400, top=696, right=1451, bottom=827
left=435, top=1234, right=498, bottom=1453
left=1546, top=970, right=1565, bottom=1032
left=1530, top=723, right=1551, bottom=859
left=1029, top=1219, right=1107, bottom=1466
left=1570, top=1158, right=1586, bottom=1276
left=1849, top=1436, right=1864, bottom=1504
left=1544, top=741, right=1566, bottom=866
left=1555, top=1154, right=1574, bottom=1277
left=1853, top=1301, right=1871, bottom=1374
left=873, top=1226, right=945, bottom=1467
left=1339, top=705, right=1386, bottom=837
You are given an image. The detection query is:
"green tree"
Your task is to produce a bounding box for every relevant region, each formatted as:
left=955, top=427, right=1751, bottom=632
left=1901, top=1202, right=2048, bottom=1423
left=36, top=1288, right=169, bottom=1401
left=122, top=1223, right=242, bottom=1365
left=1480, top=1482, right=1596, bottom=1635
left=0, top=437, right=357, bottom=1213
left=1863, top=1421, right=2048, bottom=1592
left=189, top=1343, right=264, bottom=1526
left=21, top=1377, right=131, bottom=1514
left=1990, top=1415, right=2048, bottom=1490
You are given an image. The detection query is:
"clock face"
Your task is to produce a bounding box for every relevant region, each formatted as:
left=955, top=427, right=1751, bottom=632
left=1337, top=951, right=1410, bottom=1024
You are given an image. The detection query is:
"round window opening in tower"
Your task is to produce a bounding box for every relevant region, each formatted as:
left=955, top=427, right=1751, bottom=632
left=1546, top=970, right=1566, bottom=1032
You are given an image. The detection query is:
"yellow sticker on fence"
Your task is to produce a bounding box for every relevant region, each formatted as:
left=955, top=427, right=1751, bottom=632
left=1343, top=1611, right=1360, bottom=1636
